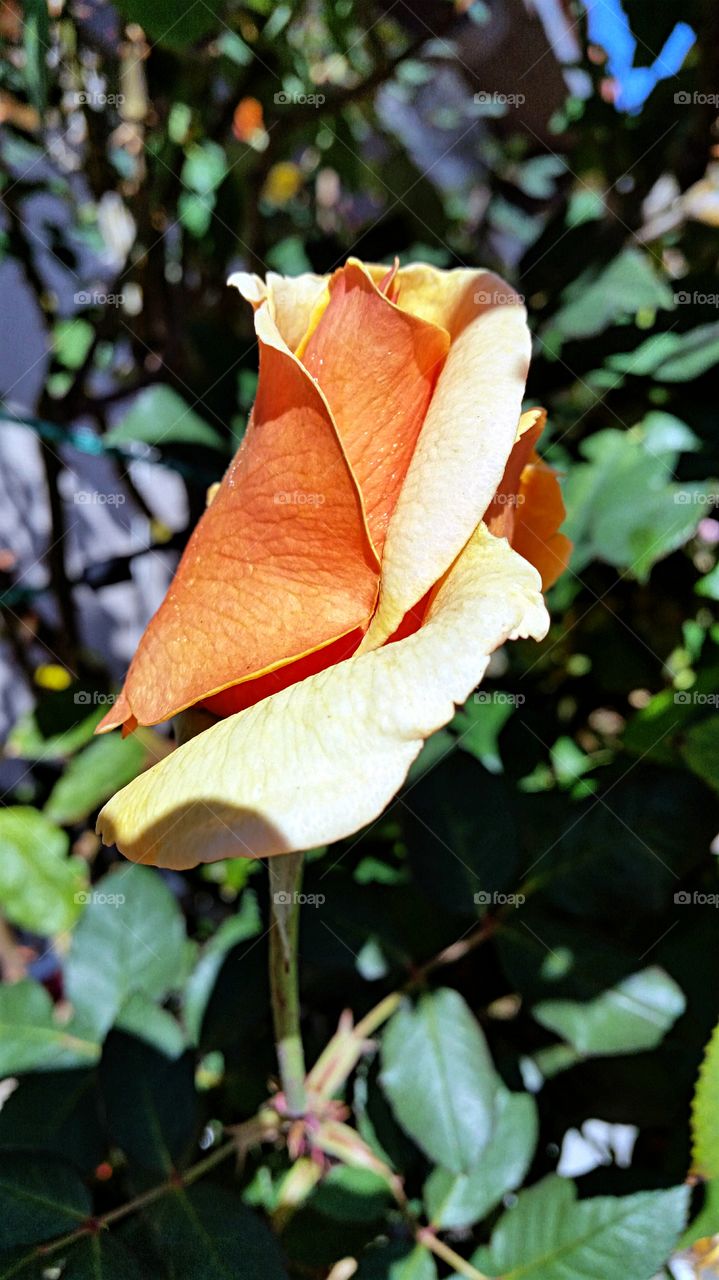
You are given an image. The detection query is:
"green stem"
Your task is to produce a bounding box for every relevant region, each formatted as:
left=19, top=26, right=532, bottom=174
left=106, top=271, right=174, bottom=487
left=417, top=1228, right=490, bottom=1280
left=269, top=852, right=307, bottom=1116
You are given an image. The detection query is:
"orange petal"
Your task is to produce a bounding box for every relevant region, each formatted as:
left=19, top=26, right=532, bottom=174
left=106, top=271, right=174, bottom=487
left=485, top=408, right=546, bottom=543
left=202, top=627, right=363, bottom=718
left=358, top=265, right=531, bottom=650
left=96, top=525, right=548, bottom=868
left=486, top=407, right=571, bottom=590
left=513, top=461, right=572, bottom=590
left=301, top=260, right=449, bottom=556
left=100, top=306, right=378, bottom=731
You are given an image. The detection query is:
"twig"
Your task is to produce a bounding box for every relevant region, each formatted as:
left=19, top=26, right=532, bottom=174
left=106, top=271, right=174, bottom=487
left=417, top=1227, right=491, bottom=1280
left=34, top=1117, right=270, bottom=1265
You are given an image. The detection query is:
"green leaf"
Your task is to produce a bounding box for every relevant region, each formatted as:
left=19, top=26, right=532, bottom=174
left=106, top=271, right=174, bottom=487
left=146, top=1185, right=288, bottom=1278
left=679, top=1177, right=719, bottom=1248
left=0, top=807, right=87, bottom=933
left=533, top=967, right=685, bottom=1056
left=545, top=248, right=674, bottom=346
left=404, top=752, right=519, bottom=912
left=0, top=1070, right=103, bottom=1173
left=181, top=141, right=228, bottom=195
left=424, top=1087, right=538, bottom=1229
left=22, top=0, right=49, bottom=114
left=44, top=732, right=148, bottom=824
left=356, top=1241, right=438, bottom=1279
left=59, top=1234, right=144, bottom=1279
left=115, top=993, right=186, bottom=1059
left=0, top=981, right=100, bottom=1075
left=178, top=191, right=214, bottom=238
left=696, top=563, right=719, bottom=600
left=452, top=693, right=516, bottom=773
left=0, top=1154, right=90, bottom=1250
left=691, top=1019, right=719, bottom=1179
left=608, top=321, right=719, bottom=381
left=265, top=235, right=313, bottom=276
left=6, top=705, right=104, bottom=762
left=65, top=866, right=189, bottom=1039
left=53, top=320, right=94, bottom=370
left=681, top=718, right=719, bottom=794
left=472, top=1176, right=690, bottom=1280
left=562, top=419, right=712, bottom=580
left=100, top=1032, right=197, bottom=1172
left=380, top=989, right=499, bottom=1174
left=306, top=1165, right=392, bottom=1224
left=104, top=385, right=224, bottom=450
left=112, top=0, right=225, bottom=48
left=183, top=891, right=262, bottom=1043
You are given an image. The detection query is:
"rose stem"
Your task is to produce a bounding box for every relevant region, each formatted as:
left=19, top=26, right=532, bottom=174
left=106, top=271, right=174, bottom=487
left=268, top=851, right=307, bottom=1116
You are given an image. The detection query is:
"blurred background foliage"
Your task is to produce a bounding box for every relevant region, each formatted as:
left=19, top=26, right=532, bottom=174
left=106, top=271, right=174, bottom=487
left=1, top=0, right=719, bottom=1276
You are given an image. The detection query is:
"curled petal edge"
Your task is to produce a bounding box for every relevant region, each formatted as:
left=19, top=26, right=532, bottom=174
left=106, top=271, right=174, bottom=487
left=97, top=525, right=548, bottom=869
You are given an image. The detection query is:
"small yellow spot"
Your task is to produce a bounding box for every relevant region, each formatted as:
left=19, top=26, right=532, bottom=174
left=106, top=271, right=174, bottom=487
left=150, top=519, right=173, bottom=545
left=262, top=161, right=303, bottom=207
left=35, top=663, right=72, bottom=692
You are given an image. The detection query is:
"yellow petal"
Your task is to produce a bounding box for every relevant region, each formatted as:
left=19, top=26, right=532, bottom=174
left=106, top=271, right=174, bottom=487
left=96, top=526, right=547, bottom=869
left=229, top=270, right=327, bottom=353
left=359, top=264, right=530, bottom=650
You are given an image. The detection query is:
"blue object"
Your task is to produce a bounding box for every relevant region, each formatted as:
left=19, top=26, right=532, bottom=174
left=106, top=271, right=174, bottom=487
left=585, top=0, right=695, bottom=113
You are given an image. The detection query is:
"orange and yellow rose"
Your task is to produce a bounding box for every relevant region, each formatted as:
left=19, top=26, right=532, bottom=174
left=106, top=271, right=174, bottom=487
left=96, top=259, right=570, bottom=868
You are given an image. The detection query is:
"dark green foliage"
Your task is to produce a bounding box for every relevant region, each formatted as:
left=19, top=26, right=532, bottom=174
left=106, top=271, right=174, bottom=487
left=0, top=0, right=717, bottom=1274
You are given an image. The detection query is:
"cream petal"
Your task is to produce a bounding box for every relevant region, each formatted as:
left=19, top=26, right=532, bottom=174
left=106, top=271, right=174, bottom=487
left=359, top=264, right=530, bottom=650
left=96, top=526, right=547, bottom=869
left=229, top=269, right=328, bottom=352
